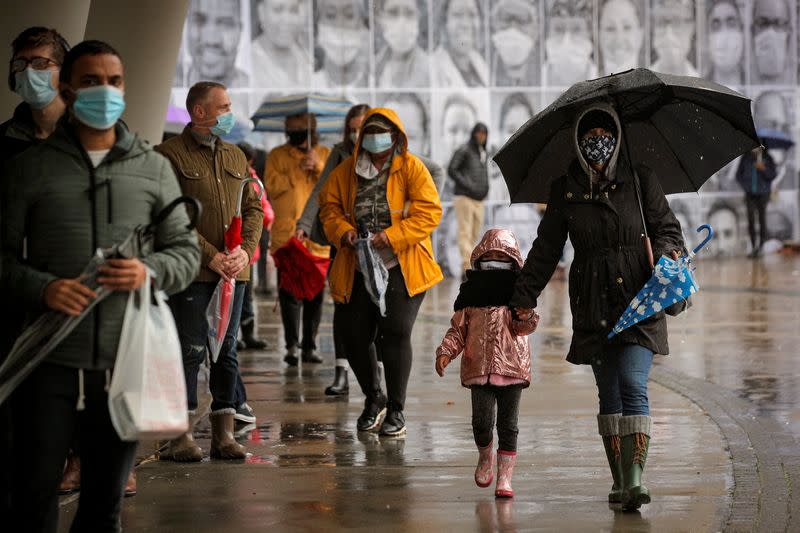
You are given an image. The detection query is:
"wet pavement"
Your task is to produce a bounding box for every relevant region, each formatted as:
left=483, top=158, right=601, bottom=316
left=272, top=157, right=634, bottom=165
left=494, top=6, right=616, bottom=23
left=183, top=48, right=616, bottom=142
left=58, top=254, right=800, bottom=532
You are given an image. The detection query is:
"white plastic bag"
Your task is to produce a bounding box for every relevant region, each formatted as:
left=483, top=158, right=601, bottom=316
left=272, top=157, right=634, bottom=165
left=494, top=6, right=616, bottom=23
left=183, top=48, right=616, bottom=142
left=108, top=272, right=188, bottom=441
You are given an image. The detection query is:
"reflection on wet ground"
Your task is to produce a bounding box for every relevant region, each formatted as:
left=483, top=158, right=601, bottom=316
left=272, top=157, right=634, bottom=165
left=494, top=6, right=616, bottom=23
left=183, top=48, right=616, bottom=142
left=57, top=257, right=778, bottom=531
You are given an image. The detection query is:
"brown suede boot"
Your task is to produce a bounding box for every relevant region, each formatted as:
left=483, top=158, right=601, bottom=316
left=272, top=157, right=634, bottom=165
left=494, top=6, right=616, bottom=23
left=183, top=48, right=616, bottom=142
left=162, top=431, right=203, bottom=462
left=210, top=412, right=246, bottom=460
left=124, top=469, right=137, bottom=497
left=58, top=454, right=81, bottom=494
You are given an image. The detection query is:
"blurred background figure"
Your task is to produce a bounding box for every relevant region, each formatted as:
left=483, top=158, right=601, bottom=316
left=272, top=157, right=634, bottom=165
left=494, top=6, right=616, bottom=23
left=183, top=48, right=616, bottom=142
left=598, top=0, right=644, bottom=75
left=751, top=0, right=794, bottom=85
left=185, top=0, right=249, bottom=87
left=543, top=0, right=597, bottom=86
left=313, top=0, right=370, bottom=87
left=705, top=0, right=745, bottom=86
left=736, top=144, right=777, bottom=257
left=375, top=0, right=431, bottom=88
left=434, top=0, right=488, bottom=86
left=650, top=0, right=698, bottom=76
left=490, top=0, right=541, bottom=86
left=251, top=0, right=311, bottom=88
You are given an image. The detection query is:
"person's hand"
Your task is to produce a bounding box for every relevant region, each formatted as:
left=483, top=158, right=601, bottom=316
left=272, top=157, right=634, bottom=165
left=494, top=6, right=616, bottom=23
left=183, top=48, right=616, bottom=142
left=372, top=231, right=390, bottom=249
left=301, top=151, right=319, bottom=172
left=436, top=355, right=449, bottom=377
left=208, top=252, right=232, bottom=282
left=515, top=307, right=536, bottom=321
left=341, top=230, right=357, bottom=249
left=44, top=279, right=98, bottom=316
left=223, top=247, right=249, bottom=278
left=295, top=229, right=307, bottom=241
left=97, top=258, right=147, bottom=291
left=670, top=250, right=681, bottom=261
left=755, top=161, right=766, bottom=171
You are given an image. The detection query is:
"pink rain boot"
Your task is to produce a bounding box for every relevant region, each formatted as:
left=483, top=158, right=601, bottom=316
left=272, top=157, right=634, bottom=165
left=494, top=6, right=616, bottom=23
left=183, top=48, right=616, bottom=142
left=475, top=441, right=495, bottom=488
left=495, top=450, right=517, bottom=498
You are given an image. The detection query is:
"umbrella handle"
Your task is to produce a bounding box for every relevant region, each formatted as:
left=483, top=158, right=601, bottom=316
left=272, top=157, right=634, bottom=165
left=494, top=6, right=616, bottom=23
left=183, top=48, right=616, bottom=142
left=691, top=224, right=714, bottom=256
left=236, top=177, right=265, bottom=216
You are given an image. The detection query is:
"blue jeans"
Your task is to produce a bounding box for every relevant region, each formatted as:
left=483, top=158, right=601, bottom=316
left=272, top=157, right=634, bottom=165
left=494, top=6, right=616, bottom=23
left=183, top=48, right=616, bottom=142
left=169, top=281, right=245, bottom=413
left=591, top=344, right=654, bottom=416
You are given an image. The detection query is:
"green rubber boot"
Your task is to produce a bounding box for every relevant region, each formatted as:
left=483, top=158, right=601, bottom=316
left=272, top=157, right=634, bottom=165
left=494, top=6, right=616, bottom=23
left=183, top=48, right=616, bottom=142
left=597, top=414, right=623, bottom=503
left=620, top=415, right=652, bottom=511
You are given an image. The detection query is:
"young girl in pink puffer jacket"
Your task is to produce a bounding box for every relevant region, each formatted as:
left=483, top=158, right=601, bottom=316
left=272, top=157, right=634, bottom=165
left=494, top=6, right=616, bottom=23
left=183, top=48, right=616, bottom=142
left=436, top=229, right=539, bottom=499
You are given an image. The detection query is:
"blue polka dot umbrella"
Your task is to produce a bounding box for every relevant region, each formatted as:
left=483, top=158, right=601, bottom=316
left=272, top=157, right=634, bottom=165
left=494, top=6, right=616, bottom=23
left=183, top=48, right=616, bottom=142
left=608, top=225, right=714, bottom=339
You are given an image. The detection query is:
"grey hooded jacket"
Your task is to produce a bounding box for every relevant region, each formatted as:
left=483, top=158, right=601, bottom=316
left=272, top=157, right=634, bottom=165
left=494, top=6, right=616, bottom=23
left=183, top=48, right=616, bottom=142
left=1, top=120, right=200, bottom=370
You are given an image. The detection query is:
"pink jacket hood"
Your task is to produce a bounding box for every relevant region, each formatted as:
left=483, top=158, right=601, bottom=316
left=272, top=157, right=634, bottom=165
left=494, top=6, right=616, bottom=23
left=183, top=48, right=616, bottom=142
left=470, top=229, right=524, bottom=269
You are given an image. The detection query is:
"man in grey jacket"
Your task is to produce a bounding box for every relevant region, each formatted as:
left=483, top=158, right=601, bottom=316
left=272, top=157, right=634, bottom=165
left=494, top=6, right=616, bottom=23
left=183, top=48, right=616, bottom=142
left=1, top=40, right=199, bottom=532
left=448, top=122, right=489, bottom=278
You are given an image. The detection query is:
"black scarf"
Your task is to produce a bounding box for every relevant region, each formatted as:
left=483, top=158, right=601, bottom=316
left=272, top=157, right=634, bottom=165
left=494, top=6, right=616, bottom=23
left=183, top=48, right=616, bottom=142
left=453, top=269, right=519, bottom=311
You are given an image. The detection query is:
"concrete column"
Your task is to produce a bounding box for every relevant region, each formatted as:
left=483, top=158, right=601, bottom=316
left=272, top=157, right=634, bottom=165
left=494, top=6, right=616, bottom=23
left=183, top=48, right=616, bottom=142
left=0, top=0, right=91, bottom=118
left=83, top=0, right=189, bottom=144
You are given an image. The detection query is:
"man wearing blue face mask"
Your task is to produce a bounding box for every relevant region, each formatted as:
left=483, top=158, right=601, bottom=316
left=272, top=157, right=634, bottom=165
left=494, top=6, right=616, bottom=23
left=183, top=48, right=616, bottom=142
left=156, top=81, right=263, bottom=463
left=2, top=40, right=200, bottom=532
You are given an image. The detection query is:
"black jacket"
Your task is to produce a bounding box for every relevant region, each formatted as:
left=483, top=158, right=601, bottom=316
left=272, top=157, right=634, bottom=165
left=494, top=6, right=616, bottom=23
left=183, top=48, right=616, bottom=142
left=0, top=103, right=38, bottom=166
left=735, top=150, right=777, bottom=195
left=509, top=158, right=685, bottom=364
left=448, top=141, right=489, bottom=201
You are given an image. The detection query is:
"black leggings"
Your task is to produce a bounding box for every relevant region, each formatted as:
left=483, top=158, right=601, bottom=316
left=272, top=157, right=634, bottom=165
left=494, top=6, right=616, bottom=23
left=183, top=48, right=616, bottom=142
left=745, top=193, right=769, bottom=250
left=471, top=385, right=522, bottom=452
left=336, top=266, right=425, bottom=411
left=11, top=363, right=137, bottom=533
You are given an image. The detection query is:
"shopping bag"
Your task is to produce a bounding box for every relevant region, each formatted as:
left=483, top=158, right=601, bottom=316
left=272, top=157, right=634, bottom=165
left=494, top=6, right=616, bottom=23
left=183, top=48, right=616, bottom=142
left=206, top=276, right=236, bottom=362
left=355, top=231, right=389, bottom=316
left=108, top=272, right=188, bottom=441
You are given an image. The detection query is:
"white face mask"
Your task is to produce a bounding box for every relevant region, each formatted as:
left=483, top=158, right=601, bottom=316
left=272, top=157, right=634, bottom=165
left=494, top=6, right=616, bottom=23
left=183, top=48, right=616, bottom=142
left=318, top=23, right=362, bottom=67
left=754, top=28, right=789, bottom=77
left=545, top=33, right=593, bottom=84
left=479, top=260, right=514, bottom=270
left=492, top=27, right=534, bottom=67
left=709, top=29, right=744, bottom=70
left=382, top=20, right=419, bottom=54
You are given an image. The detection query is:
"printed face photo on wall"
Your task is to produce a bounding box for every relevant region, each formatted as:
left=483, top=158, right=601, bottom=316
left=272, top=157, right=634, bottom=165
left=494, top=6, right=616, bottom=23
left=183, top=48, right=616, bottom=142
left=314, top=0, right=369, bottom=87
left=185, top=0, right=246, bottom=87
left=753, top=91, right=796, bottom=190
left=250, top=0, right=311, bottom=88
left=599, top=0, right=645, bottom=75
left=375, top=0, right=430, bottom=88
left=650, top=0, right=697, bottom=76
left=751, top=0, right=794, bottom=84
left=706, top=201, right=742, bottom=256
left=490, top=0, right=541, bottom=86
left=436, top=0, right=488, bottom=86
left=544, top=0, right=596, bottom=86
left=441, top=95, right=478, bottom=163
left=705, top=0, right=745, bottom=86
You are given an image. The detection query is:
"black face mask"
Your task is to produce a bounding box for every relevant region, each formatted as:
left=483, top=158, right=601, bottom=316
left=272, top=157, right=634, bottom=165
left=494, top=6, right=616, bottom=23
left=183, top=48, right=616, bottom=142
left=287, top=130, right=308, bottom=147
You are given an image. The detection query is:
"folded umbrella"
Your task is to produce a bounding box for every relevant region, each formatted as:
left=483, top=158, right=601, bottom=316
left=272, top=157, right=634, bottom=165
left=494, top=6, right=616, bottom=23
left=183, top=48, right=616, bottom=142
left=355, top=223, right=389, bottom=316
left=206, top=178, right=264, bottom=362
left=494, top=68, right=760, bottom=204
left=251, top=94, right=352, bottom=133
left=608, top=225, right=714, bottom=339
left=271, top=237, right=329, bottom=301
left=0, top=196, right=201, bottom=405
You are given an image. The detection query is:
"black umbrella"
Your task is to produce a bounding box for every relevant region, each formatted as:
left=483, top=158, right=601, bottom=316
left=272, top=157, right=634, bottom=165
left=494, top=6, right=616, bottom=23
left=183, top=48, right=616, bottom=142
left=494, top=68, right=760, bottom=205
left=0, top=196, right=201, bottom=405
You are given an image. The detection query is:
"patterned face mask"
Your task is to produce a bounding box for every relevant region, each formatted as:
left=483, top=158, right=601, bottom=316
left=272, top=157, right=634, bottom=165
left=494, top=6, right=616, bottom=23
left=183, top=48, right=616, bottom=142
left=579, top=134, right=616, bottom=164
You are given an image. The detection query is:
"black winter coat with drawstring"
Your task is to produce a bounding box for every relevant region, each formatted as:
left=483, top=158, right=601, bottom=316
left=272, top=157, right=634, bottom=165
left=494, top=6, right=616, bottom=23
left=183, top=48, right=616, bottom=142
left=509, top=103, right=686, bottom=365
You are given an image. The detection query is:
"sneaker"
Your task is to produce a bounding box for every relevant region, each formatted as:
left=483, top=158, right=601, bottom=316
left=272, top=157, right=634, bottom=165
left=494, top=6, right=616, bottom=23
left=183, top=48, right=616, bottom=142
left=356, top=393, right=387, bottom=432
left=379, top=409, right=406, bottom=437
left=301, top=350, right=323, bottom=364
left=234, top=403, right=256, bottom=424
left=284, top=347, right=299, bottom=367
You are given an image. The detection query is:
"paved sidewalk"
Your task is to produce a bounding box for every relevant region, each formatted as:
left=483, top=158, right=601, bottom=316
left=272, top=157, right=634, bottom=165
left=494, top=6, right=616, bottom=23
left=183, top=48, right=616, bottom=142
left=60, top=279, right=731, bottom=532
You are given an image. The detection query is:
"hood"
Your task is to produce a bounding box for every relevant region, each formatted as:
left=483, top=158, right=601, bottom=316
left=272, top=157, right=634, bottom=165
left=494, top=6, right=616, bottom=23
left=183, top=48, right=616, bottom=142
left=470, top=228, right=524, bottom=269
left=573, top=101, right=623, bottom=182
left=353, top=107, right=409, bottom=161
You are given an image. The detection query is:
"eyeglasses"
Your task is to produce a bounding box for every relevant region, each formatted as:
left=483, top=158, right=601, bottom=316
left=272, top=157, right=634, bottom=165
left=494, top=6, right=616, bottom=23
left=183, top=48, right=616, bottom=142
left=10, top=56, right=59, bottom=73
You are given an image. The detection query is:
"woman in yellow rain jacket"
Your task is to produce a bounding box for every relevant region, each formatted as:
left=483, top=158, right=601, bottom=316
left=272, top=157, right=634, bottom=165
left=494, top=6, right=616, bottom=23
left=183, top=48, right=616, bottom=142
left=319, top=108, right=443, bottom=437
left=265, top=113, right=331, bottom=366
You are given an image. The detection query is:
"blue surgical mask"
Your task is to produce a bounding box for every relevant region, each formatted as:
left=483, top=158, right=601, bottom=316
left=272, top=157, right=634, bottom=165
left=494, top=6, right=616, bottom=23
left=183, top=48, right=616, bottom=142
left=211, top=111, right=235, bottom=137
left=15, top=68, right=58, bottom=109
left=361, top=132, right=393, bottom=154
left=349, top=132, right=359, bottom=145
left=72, top=85, right=126, bottom=130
